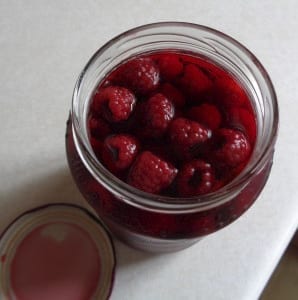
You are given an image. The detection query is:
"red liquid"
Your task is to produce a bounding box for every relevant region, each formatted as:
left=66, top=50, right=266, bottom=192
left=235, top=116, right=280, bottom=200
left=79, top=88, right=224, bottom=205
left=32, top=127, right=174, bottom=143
left=66, top=51, right=272, bottom=240
left=10, top=223, right=100, bottom=300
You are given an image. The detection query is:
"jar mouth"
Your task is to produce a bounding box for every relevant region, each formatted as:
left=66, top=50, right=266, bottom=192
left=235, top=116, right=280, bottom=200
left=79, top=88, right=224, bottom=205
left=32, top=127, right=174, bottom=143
left=71, top=22, right=279, bottom=213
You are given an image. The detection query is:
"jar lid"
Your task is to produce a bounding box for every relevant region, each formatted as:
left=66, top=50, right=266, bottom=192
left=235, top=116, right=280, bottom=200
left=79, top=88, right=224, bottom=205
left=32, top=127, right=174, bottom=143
left=0, top=204, right=116, bottom=300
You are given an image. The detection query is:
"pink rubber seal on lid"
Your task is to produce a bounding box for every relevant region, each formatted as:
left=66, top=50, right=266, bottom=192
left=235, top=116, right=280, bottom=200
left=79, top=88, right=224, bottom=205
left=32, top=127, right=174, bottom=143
left=0, top=204, right=116, bottom=300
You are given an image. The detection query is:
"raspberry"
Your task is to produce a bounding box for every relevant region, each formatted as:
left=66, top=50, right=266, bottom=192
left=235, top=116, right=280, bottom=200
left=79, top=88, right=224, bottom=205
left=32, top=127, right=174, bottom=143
left=118, top=58, right=160, bottom=95
left=157, top=53, right=183, bottom=81
left=177, top=160, right=215, bottom=197
left=212, top=128, right=251, bottom=167
left=127, top=151, right=178, bottom=194
left=180, top=55, right=221, bottom=80
left=93, top=86, right=136, bottom=122
left=188, top=103, right=222, bottom=130
left=168, top=118, right=211, bottom=159
left=88, top=116, right=111, bottom=139
left=179, top=64, right=213, bottom=100
left=102, top=134, right=139, bottom=173
left=160, top=83, right=185, bottom=108
left=215, top=77, right=247, bottom=108
left=142, top=93, right=175, bottom=138
left=225, top=107, right=257, bottom=143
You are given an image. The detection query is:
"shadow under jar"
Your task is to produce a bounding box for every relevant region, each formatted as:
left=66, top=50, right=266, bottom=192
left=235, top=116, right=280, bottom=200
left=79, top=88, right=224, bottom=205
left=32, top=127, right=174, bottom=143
left=66, top=22, right=278, bottom=252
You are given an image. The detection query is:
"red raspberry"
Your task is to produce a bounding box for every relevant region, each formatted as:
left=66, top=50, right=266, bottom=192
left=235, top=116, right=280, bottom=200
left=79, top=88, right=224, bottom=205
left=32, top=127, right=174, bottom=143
left=215, top=77, right=247, bottom=108
left=88, top=116, right=111, bottom=139
left=188, top=103, right=222, bottom=130
left=160, top=83, right=185, bottom=108
left=179, top=64, right=213, bottom=100
left=127, top=151, right=178, bottom=194
left=118, top=58, right=160, bottom=95
left=93, top=86, right=136, bottom=122
left=102, top=134, right=139, bottom=173
left=212, top=128, right=251, bottom=167
left=177, top=160, right=215, bottom=197
left=168, top=118, right=211, bottom=159
left=142, top=93, right=175, bottom=138
left=157, top=53, right=183, bottom=81
left=179, top=54, right=221, bottom=80
left=226, top=107, right=257, bottom=144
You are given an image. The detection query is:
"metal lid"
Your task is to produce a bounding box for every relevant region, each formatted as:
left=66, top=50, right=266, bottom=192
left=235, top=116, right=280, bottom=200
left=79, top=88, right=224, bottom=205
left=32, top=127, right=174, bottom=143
left=0, top=204, right=116, bottom=300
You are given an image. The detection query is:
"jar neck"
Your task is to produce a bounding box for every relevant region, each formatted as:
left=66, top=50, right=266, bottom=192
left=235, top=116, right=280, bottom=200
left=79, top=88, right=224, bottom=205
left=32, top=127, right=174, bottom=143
left=71, top=22, right=278, bottom=213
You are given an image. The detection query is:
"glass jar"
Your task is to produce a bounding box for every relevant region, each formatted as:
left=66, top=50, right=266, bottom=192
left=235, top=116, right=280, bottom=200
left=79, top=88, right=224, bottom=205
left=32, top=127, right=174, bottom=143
left=66, top=22, right=278, bottom=252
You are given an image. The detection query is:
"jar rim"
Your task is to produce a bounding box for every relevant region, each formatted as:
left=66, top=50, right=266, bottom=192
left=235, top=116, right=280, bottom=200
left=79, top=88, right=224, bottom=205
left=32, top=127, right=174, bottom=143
left=71, top=22, right=279, bottom=213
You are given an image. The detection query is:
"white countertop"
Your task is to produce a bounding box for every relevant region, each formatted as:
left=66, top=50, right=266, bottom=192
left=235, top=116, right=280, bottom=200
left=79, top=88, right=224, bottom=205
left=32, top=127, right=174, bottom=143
left=1, top=1, right=298, bottom=299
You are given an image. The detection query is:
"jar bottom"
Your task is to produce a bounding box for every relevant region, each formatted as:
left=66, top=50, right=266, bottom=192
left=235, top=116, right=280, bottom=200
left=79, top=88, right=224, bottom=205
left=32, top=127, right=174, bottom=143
left=103, top=218, right=202, bottom=253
